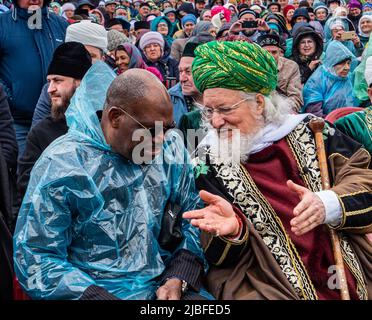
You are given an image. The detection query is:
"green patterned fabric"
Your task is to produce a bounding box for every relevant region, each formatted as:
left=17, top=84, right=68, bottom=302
left=334, top=106, right=372, bottom=154
left=191, top=40, right=278, bottom=95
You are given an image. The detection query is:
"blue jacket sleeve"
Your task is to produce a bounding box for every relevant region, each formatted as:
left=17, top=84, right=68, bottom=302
left=31, top=83, right=51, bottom=129
left=14, top=172, right=97, bottom=300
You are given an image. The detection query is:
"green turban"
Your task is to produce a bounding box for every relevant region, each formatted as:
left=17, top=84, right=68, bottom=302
left=192, top=41, right=278, bottom=96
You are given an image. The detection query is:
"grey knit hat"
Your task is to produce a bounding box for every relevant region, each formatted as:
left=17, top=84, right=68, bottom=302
left=107, top=29, right=130, bottom=51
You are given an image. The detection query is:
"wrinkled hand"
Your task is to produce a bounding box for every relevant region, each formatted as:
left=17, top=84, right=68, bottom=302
left=229, top=19, right=244, bottom=34
left=257, top=18, right=270, bottom=32
left=183, top=190, right=239, bottom=237
left=309, top=59, right=321, bottom=71
left=287, top=180, right=326, bottom=236
left=156, top=278, right=182, bottom=300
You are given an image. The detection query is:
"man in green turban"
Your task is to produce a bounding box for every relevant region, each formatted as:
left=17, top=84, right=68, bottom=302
left=182, top=40, right=372, bottom=300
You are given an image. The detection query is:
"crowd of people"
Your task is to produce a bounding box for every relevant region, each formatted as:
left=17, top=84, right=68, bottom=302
left=0, top=0, right=371, bottom=301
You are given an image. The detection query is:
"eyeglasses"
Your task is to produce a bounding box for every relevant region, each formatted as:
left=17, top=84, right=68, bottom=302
left=200, top=97, right=250, bottom=120
left=111, top=106, right=176, bottom=137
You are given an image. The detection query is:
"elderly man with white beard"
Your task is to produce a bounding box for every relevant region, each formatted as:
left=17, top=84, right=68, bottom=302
left=182, top=41, right=372, bottom=300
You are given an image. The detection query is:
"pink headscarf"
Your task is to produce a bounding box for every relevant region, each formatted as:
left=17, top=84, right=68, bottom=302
left=210, top=6, right=231, bottom=23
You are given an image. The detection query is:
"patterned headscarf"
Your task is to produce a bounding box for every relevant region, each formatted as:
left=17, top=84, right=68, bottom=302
left=116, top=43, right=147, bottom=70
left=192, top=41, right=278, bottom=95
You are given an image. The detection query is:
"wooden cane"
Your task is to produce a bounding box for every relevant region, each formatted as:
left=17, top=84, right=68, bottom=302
left=309, top=117, right=350, bottom=300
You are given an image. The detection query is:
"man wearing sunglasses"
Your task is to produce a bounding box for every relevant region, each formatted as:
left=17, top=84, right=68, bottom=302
left=183, top=41, right=372, bottom=300
left=14, top=63, right=212, bottom=300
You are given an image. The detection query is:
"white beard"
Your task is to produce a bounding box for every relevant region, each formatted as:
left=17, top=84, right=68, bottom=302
left=202, top=121, right=263, bottom=165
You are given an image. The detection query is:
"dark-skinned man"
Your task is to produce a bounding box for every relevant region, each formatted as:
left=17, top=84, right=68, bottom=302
left=13, top=63, right=212, bottom=300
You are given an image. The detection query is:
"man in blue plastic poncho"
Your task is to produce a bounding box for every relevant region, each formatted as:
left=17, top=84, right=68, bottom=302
left=13, top=62, right=211, bottom=300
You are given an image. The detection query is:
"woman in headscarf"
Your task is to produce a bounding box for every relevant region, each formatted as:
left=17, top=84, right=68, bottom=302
left=173, top=14, right=197, bottom=39
left=314, top=2, right=329, bottom=27
left=114, top=42, right=163, bottom=81
left=150, top=16, right=174, bottom=47
left=49, top=2, right=61, bottom=15
left=283, top=4, right=296, bottom=31
left=303, top=40, right=360, bottom=117
left=90, top=8, right=105, bottom=26
left=324, top=16, right=363, bottom=57
left=61, top=3, right=75, bottom=21
left=358, top=14, right=372, bottom=47
left=291, top=23, right=324, bottom=84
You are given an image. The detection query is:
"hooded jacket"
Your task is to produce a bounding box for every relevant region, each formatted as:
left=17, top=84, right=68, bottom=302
left=0, top=0, right=68, bottom=125
left=303, top=40, right=360, bottom=116
left=150, top=16, right=174, bottom=47
left=142, top=41, right=179, bottom=88
left=291, top=23, right=324, bottom=84
left=13, top=62, right=207, bottom=300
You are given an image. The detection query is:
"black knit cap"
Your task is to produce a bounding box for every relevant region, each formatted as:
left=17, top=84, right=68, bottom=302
left=238, top=9, right=258, bottom=19
left=47, top=42, right=92, bottom=80
left=134, top=20, right=150, bottom=31
left=182, top=42, right=200, bottom=58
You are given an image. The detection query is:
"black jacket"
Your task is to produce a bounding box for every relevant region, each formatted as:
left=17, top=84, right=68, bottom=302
left=142, top=41, right=180, bottom=88
left=17, top=116, right=68, bottom=202
left=0, top=147, right=14, bottom=300
left=0, top=84, right=17, bottom=170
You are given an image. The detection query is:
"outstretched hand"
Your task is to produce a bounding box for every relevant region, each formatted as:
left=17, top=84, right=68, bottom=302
left=183, top=190, right=239, bottom=237
left=287, top=180, right=326, bottom=236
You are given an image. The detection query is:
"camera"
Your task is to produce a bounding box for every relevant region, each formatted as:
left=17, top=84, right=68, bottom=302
left=242, top=20, right=258, bottom=29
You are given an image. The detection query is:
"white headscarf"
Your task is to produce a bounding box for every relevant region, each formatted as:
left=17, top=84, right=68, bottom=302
left=358, top=14, right=372, bottom=37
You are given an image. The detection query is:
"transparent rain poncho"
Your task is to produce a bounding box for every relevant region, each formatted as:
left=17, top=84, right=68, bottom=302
left=303, top=40, right=359, bottom=115
left=13, top=62, right=207, bottom=300
left=323, top=16, right=358, bottom=56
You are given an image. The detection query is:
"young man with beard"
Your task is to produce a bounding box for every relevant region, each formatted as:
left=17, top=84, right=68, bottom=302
left=31, top=20, right=108, bottom=127
left=17, top=42, right=92, bottom=201
left=182, top=41, right=372, bottom=300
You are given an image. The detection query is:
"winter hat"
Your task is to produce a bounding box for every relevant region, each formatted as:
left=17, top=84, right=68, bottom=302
left=291, top=8, right=310, bottom=25
left=182, top=42, right=200, bottom=58
left=47, top=42, right=92, bottom=79
left=181, top=14, right=197, bottom=27
left=211, top=6, right=231, bottom=22
left=62, top=3, right=75, bottom=13
left=283, top=5, right=295, bottom=19
left=65, top=20, right=108, bottom=52
left=238, top=9, right=258, bottom=19
left=363, top=3, right=372, bottom=10
left=348, top=0, right=362, bottom=10
left=134, top=20, right=150, bottom=30
left=139, top=31, right=165, bottom=50
left=313, top=2, right=328, bottom=13
left=164, top=7, right=177, bottom=16
left=178, top=2, right=195, bottom=15
left=105, top=0, right=119, bottom=5
left=107, top=29, right=130, bottom=51
left=250, top=5, right=262, bottom=15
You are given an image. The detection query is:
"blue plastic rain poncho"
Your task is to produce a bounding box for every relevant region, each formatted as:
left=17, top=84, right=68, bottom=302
left=13, top=62, right=207, bottom=300
left=323, top=16, right=362, bottom=57
left=303, top=40, right=360, bottom=115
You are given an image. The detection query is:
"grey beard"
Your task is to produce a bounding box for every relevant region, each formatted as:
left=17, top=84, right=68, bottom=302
left=202, top=120, right=263, bottom=164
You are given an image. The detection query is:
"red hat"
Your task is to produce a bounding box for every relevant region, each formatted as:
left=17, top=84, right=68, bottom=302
left=283, top=4, right=295, bottom=19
